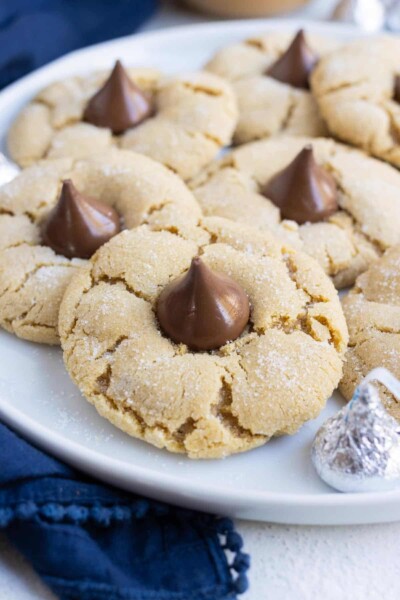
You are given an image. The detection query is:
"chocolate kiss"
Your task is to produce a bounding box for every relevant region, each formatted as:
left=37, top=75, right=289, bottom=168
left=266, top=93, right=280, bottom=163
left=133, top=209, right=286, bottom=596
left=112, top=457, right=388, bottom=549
left=83, top=60, right=153, bottom=134
left=267, top=30, right=317, bottom=90
left=394, top=75, right=400, bottom=103
left=156, top=257, right=250, bottom=351
left=262, top=146, right=338, bottom=225
left=41, top=180, right=121, bottom=259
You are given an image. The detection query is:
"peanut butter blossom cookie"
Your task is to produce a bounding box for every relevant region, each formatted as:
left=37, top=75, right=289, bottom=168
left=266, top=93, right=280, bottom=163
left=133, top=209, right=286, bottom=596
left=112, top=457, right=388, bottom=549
left=7, top=61, right=238, bottom=179
left=0, top=150, right=201, bottom=344
left=205, top=30, right=336, bottom=144
left=59, top=217, right=348, bottom=459
left=340, top=245, right=400, bottom=422
left=311, top=37, right=400, bottom=167
left=190, top=136, right=400, bottom=288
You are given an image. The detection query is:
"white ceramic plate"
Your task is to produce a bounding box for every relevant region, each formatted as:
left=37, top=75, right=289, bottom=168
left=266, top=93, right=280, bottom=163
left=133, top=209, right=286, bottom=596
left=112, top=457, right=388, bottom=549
left=1, top=18, right=398, bottom=526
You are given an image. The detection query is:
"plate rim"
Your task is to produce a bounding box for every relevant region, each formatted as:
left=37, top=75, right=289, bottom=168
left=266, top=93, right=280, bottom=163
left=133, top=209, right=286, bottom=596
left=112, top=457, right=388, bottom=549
left=1, top=17, right=399, bottom=525
left=3, top=397, right=400, bottom=508
left=3, top=396, right=400, bottom=526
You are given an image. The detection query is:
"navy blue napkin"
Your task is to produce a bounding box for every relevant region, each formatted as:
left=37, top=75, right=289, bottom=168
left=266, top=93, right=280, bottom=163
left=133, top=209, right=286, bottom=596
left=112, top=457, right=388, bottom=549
left=0, top=0, right=158, bottom=89
left=0, top=423, right=249, bottom=599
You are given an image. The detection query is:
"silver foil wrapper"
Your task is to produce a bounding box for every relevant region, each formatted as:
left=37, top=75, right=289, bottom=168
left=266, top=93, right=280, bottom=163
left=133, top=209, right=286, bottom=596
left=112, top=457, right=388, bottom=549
left=312, top=368, right=400, bottom=492
left=333, top=0, right=385, bottom=32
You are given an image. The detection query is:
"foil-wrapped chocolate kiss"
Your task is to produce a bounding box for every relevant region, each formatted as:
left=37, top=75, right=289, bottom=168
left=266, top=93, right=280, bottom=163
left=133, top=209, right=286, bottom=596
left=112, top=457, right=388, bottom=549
left=312, top=368, right=400, bottom=493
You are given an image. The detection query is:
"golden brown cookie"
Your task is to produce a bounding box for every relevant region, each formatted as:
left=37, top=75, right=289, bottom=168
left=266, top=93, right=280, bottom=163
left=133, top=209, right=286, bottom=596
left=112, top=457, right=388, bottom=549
left=7, top=67, right=238, bottom=180
left=311, top=37, right=400, bottom=167
left=340, top=245, right=400, bottom=421
left=59, top=217, right=348, bottom=459
left=205, top=30, right=337, bottom=144
left=190, top=136, right=400, bottom=288
left=0, top=150, right=201, bottom=344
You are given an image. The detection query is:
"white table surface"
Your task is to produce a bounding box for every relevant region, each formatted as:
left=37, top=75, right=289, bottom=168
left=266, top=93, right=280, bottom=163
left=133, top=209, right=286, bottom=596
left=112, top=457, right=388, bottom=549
left=2, top=2, right=400, bottom=599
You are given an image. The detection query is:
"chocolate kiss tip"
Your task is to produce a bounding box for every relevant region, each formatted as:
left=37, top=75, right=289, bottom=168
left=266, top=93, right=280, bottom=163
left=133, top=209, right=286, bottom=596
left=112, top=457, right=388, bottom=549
left=83, top=59, right=152, bottom=135
left=267, top=29, right=317, bottom=90
left=394, top=75, right=400, bottom=104
left=156, top=257, right=250, bottom=351
left=262, top=146, right=338, bottom=225
left=41, top=179, right=121, bottom=259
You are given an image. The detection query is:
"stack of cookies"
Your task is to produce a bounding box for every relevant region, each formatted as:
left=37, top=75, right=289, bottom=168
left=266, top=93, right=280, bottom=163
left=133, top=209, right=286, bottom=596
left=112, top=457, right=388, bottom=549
left=2, top=29, right=400, bottom=459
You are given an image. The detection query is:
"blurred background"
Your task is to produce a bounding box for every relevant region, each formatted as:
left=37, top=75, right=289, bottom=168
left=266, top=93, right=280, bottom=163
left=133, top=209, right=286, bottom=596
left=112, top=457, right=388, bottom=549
left=1, top=0, right=400, bottom=89
left=158, top=0, right=337, bottom=19
left=154, top=0, right=399, bottom=30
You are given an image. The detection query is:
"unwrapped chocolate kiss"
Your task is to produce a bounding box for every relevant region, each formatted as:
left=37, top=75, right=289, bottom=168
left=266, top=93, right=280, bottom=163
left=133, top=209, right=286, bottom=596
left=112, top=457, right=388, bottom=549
left=267, top=29, right=317, bottom=89
left=156, top=257, right=250, bottom=351
left=83, top=60, right=153, bottom=134
left=262, top=146, right=338, bottom=224
left=41, top=180, right=121, bottom=259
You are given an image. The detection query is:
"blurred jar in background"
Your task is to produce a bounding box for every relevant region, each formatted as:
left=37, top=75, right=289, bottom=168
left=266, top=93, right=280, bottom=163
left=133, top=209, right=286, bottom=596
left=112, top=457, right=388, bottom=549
left=184, top=0, right=310, bottom=17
